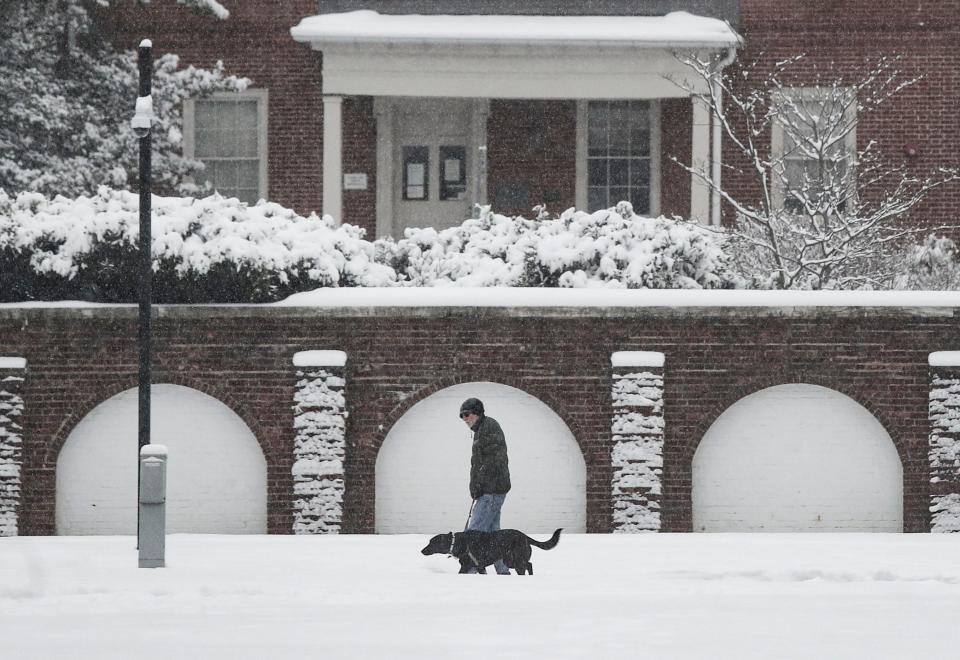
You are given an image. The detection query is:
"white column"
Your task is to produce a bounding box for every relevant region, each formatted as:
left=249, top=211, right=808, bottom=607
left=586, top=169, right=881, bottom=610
left=575, top=100, right=588, bottom=210
left=374, top=97, right=394, bottom=238
left=690, top=95, right=711, bottom=223
left=471, top=98, right=490, bottom=212
left=322, top=95, right=343, bottom=222
left=710, top=81, right=723, bottom=226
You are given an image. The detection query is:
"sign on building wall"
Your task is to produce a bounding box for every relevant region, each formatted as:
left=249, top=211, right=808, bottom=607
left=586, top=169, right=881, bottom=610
left=343, top=173, right=368, bottom=190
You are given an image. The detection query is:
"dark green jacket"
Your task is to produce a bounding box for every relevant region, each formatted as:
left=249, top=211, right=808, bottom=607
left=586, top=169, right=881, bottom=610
left=469, top=415, right=511, bottom=499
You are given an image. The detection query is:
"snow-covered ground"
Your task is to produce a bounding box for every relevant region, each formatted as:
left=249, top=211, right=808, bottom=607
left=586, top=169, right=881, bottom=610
left=1, top=533, right=958, bottom=659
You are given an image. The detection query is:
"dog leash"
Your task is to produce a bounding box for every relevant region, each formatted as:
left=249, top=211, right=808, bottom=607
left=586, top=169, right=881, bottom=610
left=461, top=500, right=482, bottom=568
left=463, top=499, right=476, bottom=531
left=449, top=497, right=474, bottom=557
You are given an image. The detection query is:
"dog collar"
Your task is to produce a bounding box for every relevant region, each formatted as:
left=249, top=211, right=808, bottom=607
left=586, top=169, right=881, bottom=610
left=448, top=532, right=457, bottom=556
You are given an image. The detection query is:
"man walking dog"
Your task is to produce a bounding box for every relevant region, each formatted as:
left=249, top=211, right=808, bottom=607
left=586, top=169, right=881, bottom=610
left=459, top=397, right=511, bottom=575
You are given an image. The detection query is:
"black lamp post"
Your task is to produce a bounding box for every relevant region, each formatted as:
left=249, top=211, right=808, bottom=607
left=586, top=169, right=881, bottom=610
left=130, top=39, right=153, bottom=528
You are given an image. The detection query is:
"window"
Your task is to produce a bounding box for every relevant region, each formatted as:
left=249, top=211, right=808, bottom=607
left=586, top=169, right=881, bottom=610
left=402, top=146, right=429, bottom=200
left=398, top=144, right=469, bottom=202
left=184, top=89, right=268, bottom=204
left=586, top=101, right=652, bottom=213
left=439, top=145, right=467, bottom=201
left=771, top=88, right=857, bottom=214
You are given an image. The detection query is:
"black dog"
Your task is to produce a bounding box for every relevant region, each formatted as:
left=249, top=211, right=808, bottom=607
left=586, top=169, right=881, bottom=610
left=421, top=528, right=562, bottom=575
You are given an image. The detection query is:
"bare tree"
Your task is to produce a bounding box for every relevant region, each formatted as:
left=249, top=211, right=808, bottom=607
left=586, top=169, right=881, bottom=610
left=675, top=53, right=959, bottom=289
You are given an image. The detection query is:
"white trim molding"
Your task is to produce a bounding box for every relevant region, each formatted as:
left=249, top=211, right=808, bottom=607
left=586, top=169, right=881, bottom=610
left=300, top=36, right=715, bottom=101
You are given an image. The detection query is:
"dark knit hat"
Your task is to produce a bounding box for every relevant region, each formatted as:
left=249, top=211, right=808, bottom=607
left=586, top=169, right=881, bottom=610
left=459, top=397, right=484, bottom=417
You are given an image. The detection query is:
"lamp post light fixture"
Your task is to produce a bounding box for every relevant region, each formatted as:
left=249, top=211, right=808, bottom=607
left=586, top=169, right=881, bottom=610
left=130, top=39, right=154, bottom=559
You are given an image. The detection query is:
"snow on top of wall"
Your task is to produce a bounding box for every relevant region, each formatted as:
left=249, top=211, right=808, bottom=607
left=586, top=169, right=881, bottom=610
left=0, top=358, right=26, bottom=369
left=6, top=288, right=960, bottom=311
left=293, top=351, right=348, bottom=368
left=274, top=288, right=960, bottom=308
left=611, top=352, right=665, bottom=368
left=291, top=10, right=741, bottom=48
left=930, top=352, right=960, bottom=367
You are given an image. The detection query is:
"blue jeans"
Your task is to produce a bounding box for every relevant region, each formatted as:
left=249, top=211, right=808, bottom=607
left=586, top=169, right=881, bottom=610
left=466, top=493, right=510, bottom=575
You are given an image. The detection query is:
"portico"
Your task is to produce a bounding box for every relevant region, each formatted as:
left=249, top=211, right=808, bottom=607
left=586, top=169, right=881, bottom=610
left=292, top=10, right=741, bottom=235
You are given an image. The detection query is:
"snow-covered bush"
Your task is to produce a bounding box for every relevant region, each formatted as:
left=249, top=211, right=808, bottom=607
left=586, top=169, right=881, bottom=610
left=0, top=188, right=396, bottom=302
left=389, top=202, right=737, bottom=289
left=0, top=190, right=738, bottom=302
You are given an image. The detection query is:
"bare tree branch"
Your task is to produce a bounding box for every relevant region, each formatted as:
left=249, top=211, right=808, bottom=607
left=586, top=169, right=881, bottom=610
left=671, top=53, right=960, bottom=289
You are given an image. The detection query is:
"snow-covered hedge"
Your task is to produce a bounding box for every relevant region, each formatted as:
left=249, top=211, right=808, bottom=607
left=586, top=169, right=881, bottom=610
left=0, top=188, right=394, bottom=302
left=390, top=201, right=734, bottom=288
left=0, top=189, right=738, bottom=302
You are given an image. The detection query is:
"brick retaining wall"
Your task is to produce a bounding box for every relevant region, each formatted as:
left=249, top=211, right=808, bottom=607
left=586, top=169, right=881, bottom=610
left=1, top=302, right=957, bottom=534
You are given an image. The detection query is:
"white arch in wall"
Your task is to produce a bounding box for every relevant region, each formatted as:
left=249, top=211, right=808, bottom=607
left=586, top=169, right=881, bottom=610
left=56, top=384, right=267, bottom=535
left=693, top=384, right=903, bottom=532
left=376, top=382, right=586, bottom=534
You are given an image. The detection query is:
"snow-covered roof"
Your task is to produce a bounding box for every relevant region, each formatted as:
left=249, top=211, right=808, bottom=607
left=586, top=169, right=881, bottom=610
left=290, top=10, right=741, bottom=49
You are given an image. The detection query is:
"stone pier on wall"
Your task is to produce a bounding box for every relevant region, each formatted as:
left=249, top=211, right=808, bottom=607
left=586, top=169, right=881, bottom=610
left=929, top=352, right=960, bottom=532
left=610, top=351, right=665, bottom=533
left=0, top=358, right=26, bottom=537
left=291, top=350, right=348, bottom=534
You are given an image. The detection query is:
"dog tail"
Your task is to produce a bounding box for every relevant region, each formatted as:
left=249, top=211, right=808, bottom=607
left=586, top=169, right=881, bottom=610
left=527, top=528, right=562, bottom=550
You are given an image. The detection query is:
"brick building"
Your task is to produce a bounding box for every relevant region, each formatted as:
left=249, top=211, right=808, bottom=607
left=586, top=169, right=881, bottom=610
left=105, top=0, right=960, bottom=236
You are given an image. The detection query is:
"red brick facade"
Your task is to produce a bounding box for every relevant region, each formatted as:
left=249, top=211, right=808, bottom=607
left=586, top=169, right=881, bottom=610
left=102, top=2, right=959, bottom=233
left=729, top=0, right=960, bottom=229
left=1, top=303, right=956, bottom=535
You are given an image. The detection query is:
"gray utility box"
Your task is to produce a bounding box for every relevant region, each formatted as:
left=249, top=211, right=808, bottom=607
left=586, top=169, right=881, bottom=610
left=138, top=444, right=168, bottom=568
left=140, top=458, right=166, bottom=503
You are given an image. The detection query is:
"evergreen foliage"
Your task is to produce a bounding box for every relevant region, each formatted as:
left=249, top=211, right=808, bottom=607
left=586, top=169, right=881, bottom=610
left=0, top=0, right=244, bottom=198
